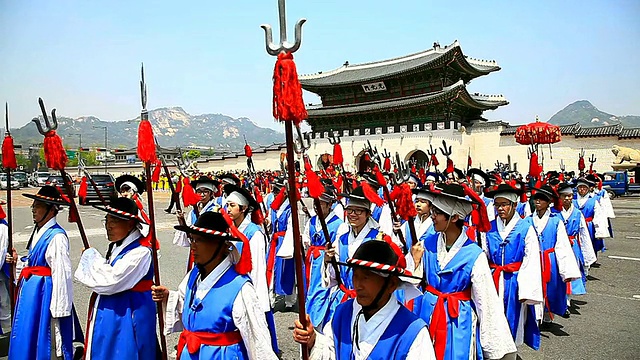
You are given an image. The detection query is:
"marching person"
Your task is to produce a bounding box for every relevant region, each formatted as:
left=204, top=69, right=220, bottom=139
left=223, top=183, right=279, bottom=354
left=174, top=176, right=221, bottom=270
left=575, top=177, right=608, bottom=255
left=407, top=183, right=517, bottom=360
left=293, top=240, right=436, bottom=360
left=8, top=186, right=80, bottom=359
left=0, top=200, right=10, bottom=333
left=74, top=197, right=157, bottom=359
left=152, top=212, right=278, bottom=360
left=468, top=168, right=496, bottom=222
left=530, top=185, right=581, bottom=320
left=394, top=187, right=436, bottom=254
left=358, top=172, right=394, bottom=237
left=302, top=184, right=344, bottom=332
left=555, top=183, right=597, bottom=297
left=115, top=174, right=152, bottom=244
left=482, top=183, right=543, bottom=350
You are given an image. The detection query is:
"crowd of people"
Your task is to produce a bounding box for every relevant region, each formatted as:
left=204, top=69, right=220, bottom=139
left=0, top=155, right=616, bottom=359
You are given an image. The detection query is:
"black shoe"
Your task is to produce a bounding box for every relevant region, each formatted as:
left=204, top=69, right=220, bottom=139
left=561, top=309, right=571, bottom=318
left=164, top=209, right=171, bottom=213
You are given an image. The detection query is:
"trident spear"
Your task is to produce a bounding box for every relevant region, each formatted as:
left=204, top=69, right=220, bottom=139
left=2, top=103, right=17, bottom=315
left=261, top=1, right=309, bottom=358
left=78, top=159, right=108, bottom=205
left=33, top=98, right=90, bottom=249
left=137, top=64, right=168, bottom=360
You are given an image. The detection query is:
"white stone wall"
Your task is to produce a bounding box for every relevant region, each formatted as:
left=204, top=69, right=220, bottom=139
left=185, top=124, right=638, bottom=174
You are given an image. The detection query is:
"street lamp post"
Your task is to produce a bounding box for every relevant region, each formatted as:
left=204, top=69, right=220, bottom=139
left=69, top=133, right=82, bottom=164
left=93, top=126, right=107, bottom=174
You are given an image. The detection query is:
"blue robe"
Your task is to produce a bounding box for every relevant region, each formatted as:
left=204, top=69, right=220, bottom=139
left=179, top=266, right=250, bottom=359
left=485, top=218, right=540, bottom=350
left=554, top=207, right=587, bottom=295
left=575, top=196, right=603, bottom=253
left=86, top=239, right=157, bottom=359
left=305, top=213, right=343, bottom=331
left=332, top=299, right=426, bottom=360
left=9, top=224, right=75, bottom=360
left=268, top=202, right=294, bottom=295
left=535, top=213, right=568, bottom=316
left=413, top=232, right=483, bottom=360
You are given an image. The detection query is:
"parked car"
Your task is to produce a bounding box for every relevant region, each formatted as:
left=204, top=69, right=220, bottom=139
left=29, top=171, right=51, bottom=187
left=602, top=171, right=640, bottom=198
left=12, top=171, right=29, bottom=188
left=44, top=175, right=75, bottom=197
left=0, top=174, right=20, bottom=190
left=82, top=174, right=116, bottom=204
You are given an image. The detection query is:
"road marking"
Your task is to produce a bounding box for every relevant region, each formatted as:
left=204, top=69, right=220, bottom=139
left=633, top=295, right=640, bottom=299
left=608, top=255, right=640, bottom=262
left=592, top=292, right=640, bottom=301
left=626, top=236, right=640, bottom=240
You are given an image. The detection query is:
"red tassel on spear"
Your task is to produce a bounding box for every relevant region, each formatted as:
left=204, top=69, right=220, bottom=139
left=3, top=103, right=16, bottom=316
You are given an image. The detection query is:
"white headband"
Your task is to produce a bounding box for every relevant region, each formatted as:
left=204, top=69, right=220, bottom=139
left=196, top=183, right=215, bottom=192
left=493, top=192, right=518, bottom=203
left=431, top=196, right=473, bottom=219
left=472, top=174, right=486, bottom=186
left=226, top=191, right=249, bottom=207
left=120, top=181, right=138, bottom=193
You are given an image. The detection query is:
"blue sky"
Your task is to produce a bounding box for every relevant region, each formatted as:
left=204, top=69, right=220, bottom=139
left=1, top=0, right=638, bottom=131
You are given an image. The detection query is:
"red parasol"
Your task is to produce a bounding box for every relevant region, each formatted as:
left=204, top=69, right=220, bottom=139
left=515, top=116, right=561, bottom=145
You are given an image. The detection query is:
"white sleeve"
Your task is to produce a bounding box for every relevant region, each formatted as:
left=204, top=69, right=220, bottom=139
left=554, top=221, right=581, bottom=282
left=309, top=320, right=335, bottom=360
left=74, top=246, right=152, bottom=295
left=249, top=230, right=271, bottom=313
left=45, top=233, right=73, bottom=318
left=164, top=272, right=190, bottom=335
left=173, top=210, right=193, bottom=247
left=593, top=202, right=610, bottom=239
left=579, top=215, right=597, bottom=268
left=322, top=224, right=349, bottom=289
left=302, top=218, right=312, bottom=250
left=517, top=227, right=543, bottom=304
left=378, top=206, right=398, bottom=247
left=232, top=283, right=279, bottom=360
left=276, top=217, right=294, bottom=259
left=470, top=255, right=517, bottom=359
left=406, top=327, right=437, bottom=360
left=0, top=224, right=7, bottom=269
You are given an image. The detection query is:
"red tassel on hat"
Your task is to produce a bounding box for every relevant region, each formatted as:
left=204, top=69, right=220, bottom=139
left=272, top=52, right=307, bottom=125
left=389, top=183, right=417, bottom=220
left=305, top=159, right=324, bottom=199
left=44, top=131, right=68, bottom=170
left=2, top=134, right=17, bottom=170
left=252, top=209, right=265, bottom=225
left=253, top=186, right=263, bottom=204
left=373, top=166, right=387, bottom=187
left=461, top=183, right=491, bottom=232
left=78, top=176, right=88, bottom=204
left=244, top=144, right=253, bottom=158
left=333, top=143, right=343, bottom=166
left=361, top=182, right=384, bottom=207
left=151, top=159, right=162, bottom=182
left=221, top=209, right=252, bottom=275
left=137, top=119, right=156, bottom=163
left=181, top=177, right=200, bottom=207
left=0, top=204, right=6, bottom=220
left=383, top=157, right=391, bottom=173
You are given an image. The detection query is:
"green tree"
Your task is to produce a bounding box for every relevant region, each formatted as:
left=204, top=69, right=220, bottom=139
left=185, top=150, right=201, bottom=160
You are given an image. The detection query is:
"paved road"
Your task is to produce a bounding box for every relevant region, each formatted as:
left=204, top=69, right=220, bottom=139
left=1, top=191, right=639, bottom=359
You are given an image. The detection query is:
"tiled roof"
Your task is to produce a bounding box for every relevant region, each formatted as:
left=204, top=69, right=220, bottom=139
left=307, top=80, right=507, bottom=117
left=619, top=128, right=640, bottom=139
left=299, top=40, right=500, bottom=88
left=499, top=126, right=519, bottom=136
left=559, top=123, right=581, bottom=135
left=575, top=124, right=623, bottom=138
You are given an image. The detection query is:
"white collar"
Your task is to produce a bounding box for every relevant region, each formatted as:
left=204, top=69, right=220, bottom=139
left=561, top=204, right=575, bottom=218
left=532, top=208, right=551, bottom=231
left=238, top=215, right=252, bottom=233
left=108, top=229, right=143, bottom=262
left=497, top=215, right=519, bottom=239
left=276, top=198, right=290, bottom=218
left=350, top=296, right=401, bottom=359
left=194, top=256, right=233, bottom=301
left=31, top=217, right=59, bottom=250
left=350, top=218, right=379, bottom=244
left=437, top=230, right=468, bottom=267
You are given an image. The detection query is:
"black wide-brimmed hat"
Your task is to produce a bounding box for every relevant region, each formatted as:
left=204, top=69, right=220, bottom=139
left=218, top=173, right=241, bottom=186
left=191, top=176, right=220, bottom=191
left=344, top=185, right=383, bottom=210
left=444, top=168, right=466, bottom=182
left=115, top=175, right=145, bottom=194
left=426, top=183, right=474, bottom=204
left=412, top=187, right=434, bottom=202
left=272, top=177, right=286, bottom=191
left=577, top=176, right=596, bottom=188
left=485, top=183, right=524, bottom=199
left=467, top=168, right=491, bottom=186
left=23, top=185, right=70, bottom=206
left=174, top=211, right=240, bottom=242
left=93, top=197, right=147, bottom=224
left=337, top=240, right=419, bottom=279
left=358, top=172, right=380, bottom=189
left=532, top=185, right=558, bottom=201
left=223, top=184, right=259, bottom=211
left=557, top=182, right=576, bottom=195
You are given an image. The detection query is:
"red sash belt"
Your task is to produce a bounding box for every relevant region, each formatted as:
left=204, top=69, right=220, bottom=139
left=541, top=248, right=556, bottom=319
left=131, top=279, right=153, bottom=292
left=177, top=329, right=243, bottom=359
left=489, top=261, right=522, bottom=291
left=18, top=266, right=51, bottom=282
left=425, top=284, right=472, bottom=360
left=266, top=231, right=286, bottom=288
left=584, top=217, right=593, bottom=223
left=305, top=245, right=325, bottom=289
left=567, top=235, right=581, bottom=247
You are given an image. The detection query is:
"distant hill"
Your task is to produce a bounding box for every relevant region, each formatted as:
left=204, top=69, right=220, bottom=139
left=11, top=107, right=284, bottom=151
left=548, top=100, right=640, bottom=128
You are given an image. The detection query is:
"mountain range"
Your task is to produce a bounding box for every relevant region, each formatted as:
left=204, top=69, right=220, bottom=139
left=10, top=107, right=284, bottom=151
left=548, top=100, right=640, bottom=128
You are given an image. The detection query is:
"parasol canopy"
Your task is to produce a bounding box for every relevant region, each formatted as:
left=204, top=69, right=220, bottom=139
left=515, top=116, right=561, bottom=145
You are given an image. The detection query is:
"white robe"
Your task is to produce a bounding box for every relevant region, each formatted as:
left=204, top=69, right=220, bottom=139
left=576, top=194, right=610, bottom=239
left=237, top=216, right=270, bottom=313
left=561, top=205, right=597, bottom=270
left=310, top=296, right=436, bottom=360
left=531, top=209, right=581, bottom=282
left=407, top=231, right=518, bottom=360
left=164, top=257, right=278, bottom=360
left=0, top=222, right=10, bottom=326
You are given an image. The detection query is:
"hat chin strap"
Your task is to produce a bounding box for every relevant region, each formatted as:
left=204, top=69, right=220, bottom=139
left=196, top=240, right=226, bottom=277
left=353, top=276, right=392, bottom=350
